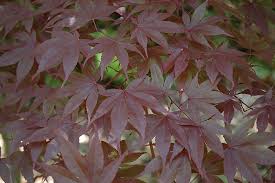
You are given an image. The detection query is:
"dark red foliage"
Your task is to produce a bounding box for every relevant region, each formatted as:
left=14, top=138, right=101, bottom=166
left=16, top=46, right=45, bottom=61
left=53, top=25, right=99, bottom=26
left=0, top=0, right=275, bottom=183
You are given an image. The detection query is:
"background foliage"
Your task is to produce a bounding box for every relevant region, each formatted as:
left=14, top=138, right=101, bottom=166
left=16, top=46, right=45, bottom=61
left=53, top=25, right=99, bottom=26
left=0, top=0, right=275, bottom=183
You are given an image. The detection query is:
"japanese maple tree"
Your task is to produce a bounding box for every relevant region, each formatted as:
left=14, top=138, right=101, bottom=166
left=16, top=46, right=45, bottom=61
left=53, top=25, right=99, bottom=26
left=0, top=0, right=275, bottom=183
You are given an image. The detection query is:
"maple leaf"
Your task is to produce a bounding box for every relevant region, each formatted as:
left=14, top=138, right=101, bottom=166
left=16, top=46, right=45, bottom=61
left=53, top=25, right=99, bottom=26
left=217, top=88, right=242, bottom=124
left=0, top=0, right=274, bottom=181
left=145, top=113, right=189, bottom=164
left=149, top=63, right=174, bottom=91
left=52, top=0, right=116, bottom=30
left=201, top=43, right=247, bottom=84
left=224, top=119, right=275, bottom=183
left=0, top=72, right=15, bottom=88
left=42, top=131, right=126, bottom=183
left=242, top=2, right=269, bottom=36
left=58, top=73, right=103, bottom=122
left=90, top=78, right=166, bottom=140
left=1, top=114, right=82, bottom=155
left=130, top=46, right=168, bottom=77
left=131, top=10, right=182, bottom=55
left=1, top=85, right=36, bottom=111
left=114, top=0, right=180, bottom=34
left=0, top=32, right=36, bottom=85
left=177, top=115, right=227, bottom=176
left=0, top=1, right=33, bottom=36
left=248, top=89, right=275, bottom=131
left=145, top=110, right=226, bottom=176
left=163, top=37, right=202, bottom=78
left=142, top=152, right=191, bottom=183
left=199, top=151, right=225, bottom=183
left=6, top=151, right=34, bottom=183
left=123, top=0, right=181, bottom=16
left=87, top=36, right=142, bottom=78
left=180, top=75, right=231, bottom=119
left=34, top=31, right=90, bottom=85
left=0, top=160, right=11, bottom=183
left=1, top=84, right=57, bottom=113
left=33, top=0, right=71, bottom=14
left=181, top=1, right=230, bottom=47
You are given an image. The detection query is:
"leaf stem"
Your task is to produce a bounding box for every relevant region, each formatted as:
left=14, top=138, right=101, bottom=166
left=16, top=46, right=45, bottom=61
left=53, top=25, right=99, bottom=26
left=149, top=140, right=155, bottom=158
left=104, top=70, right=123, bottom=87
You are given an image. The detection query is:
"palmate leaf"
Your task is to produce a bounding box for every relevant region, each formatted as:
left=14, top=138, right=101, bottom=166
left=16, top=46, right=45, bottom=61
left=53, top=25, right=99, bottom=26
left=163, top=37, right=202, bottom=78
left=0, top=1, right=33, bottom=36
left=145, top=110, right=226, bottom=179
left=142, top=152, right=191, bottom=183
left=242, top=2, right=269, bottom=36
left=34, top=31, right=91, bottom=85
left=178, top=116, right=227, bottom=177
left=216, top=86, right=242, bottom=124
left=0, top=32, right=36, bottom=85
left=57, top=72, right=103, bottom=122
left=131, top=10, right=182, bottom=56
left=1, top=114, right=82, bottom=156
left=89, top=78, right=166, bottom=140
left=0, top=0, right=275, bottom=182
left=224, top=119, right=275, bottom=183
left=51, top=0, right=116, bottom=30
left=87, top=36, right=142, bottom=78
left=248, top=89, right=275, bottom=131
left=42, top=130, right=126, bottom=183
left=181, top=1, right=230, bottom=47
left=202, top=43, right=248, bottom=84
left=6, top=151, right=34, bottom=183
left=34, top=0, right=70, bottom=14
left=199, top=151, right=224, bottom=182
left=1, top=84, right=57, bottom=113
left=181, top=75, right=231, bottom=120
left=145, top=113, right=184, bottom=164
left=123, top=0, right=181, bottom=17
left=0, top=160, right=11, bottom=183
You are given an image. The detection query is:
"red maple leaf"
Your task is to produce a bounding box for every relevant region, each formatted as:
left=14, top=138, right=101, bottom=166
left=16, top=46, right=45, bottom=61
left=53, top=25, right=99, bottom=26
left=0, top=1, right=33, bottom=35
left=180, top=75, right=231, bottom=119
left=178, top=116, right=226, bottom=175
left=181, top=1, right=230, bottom=47
left=202, top=43, right=247, bottom=84
left=131, top=10, right=181, bottom=56
left=42, top=131, right=127, bottom=183
left=216, top=86, right=242, bottom=124
left=248, top=89, right=275, bottom=131
left=50, top=0, right=116, bottom=30
left=224, top=119, right=275, bottom=183
left=145, top=113, right=192, bottom=164
left=242, top=2, right=269, bottom=36
left=33, top=0, right=70, bottom=15
left=58, top=72, right=103, bottom=122
left=89, top=79, right=166, bottom=140
left=0, top=32, right=36, bottom=85
left=142, top=152, right=191, bottom=183
left=34, top=31, right=90, bottom=85
left=163, top=37, right=202, bottom=78
left=87, top=36, right=142, bottom=78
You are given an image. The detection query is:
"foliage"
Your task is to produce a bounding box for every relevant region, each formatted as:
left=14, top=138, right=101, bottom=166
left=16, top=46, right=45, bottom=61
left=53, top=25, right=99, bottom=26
left=0, top=0, right=275, bottom=183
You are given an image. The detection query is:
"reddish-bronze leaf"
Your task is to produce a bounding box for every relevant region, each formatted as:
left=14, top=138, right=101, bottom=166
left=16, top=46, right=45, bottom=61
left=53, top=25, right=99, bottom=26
left=35, top=31, right=90, bottom=84
left=0, top=32, right=36, bottom=85
left=131, top=10, right=181, bottom=55
left=88, top=37, right=142, bottom=78
left=224, top=120, right=275, bottom=183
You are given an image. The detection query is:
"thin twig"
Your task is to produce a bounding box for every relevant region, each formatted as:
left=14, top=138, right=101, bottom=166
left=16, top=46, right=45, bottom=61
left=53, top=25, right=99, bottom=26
left=168, top=96, right=192, bottom=120
left=92, top=19, right=98, bottom=32
left=235, top=96, right=254, bottom=111
left=149, top=140, right=155, bottom=158
left=104, top=70, right=123, bottom=87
